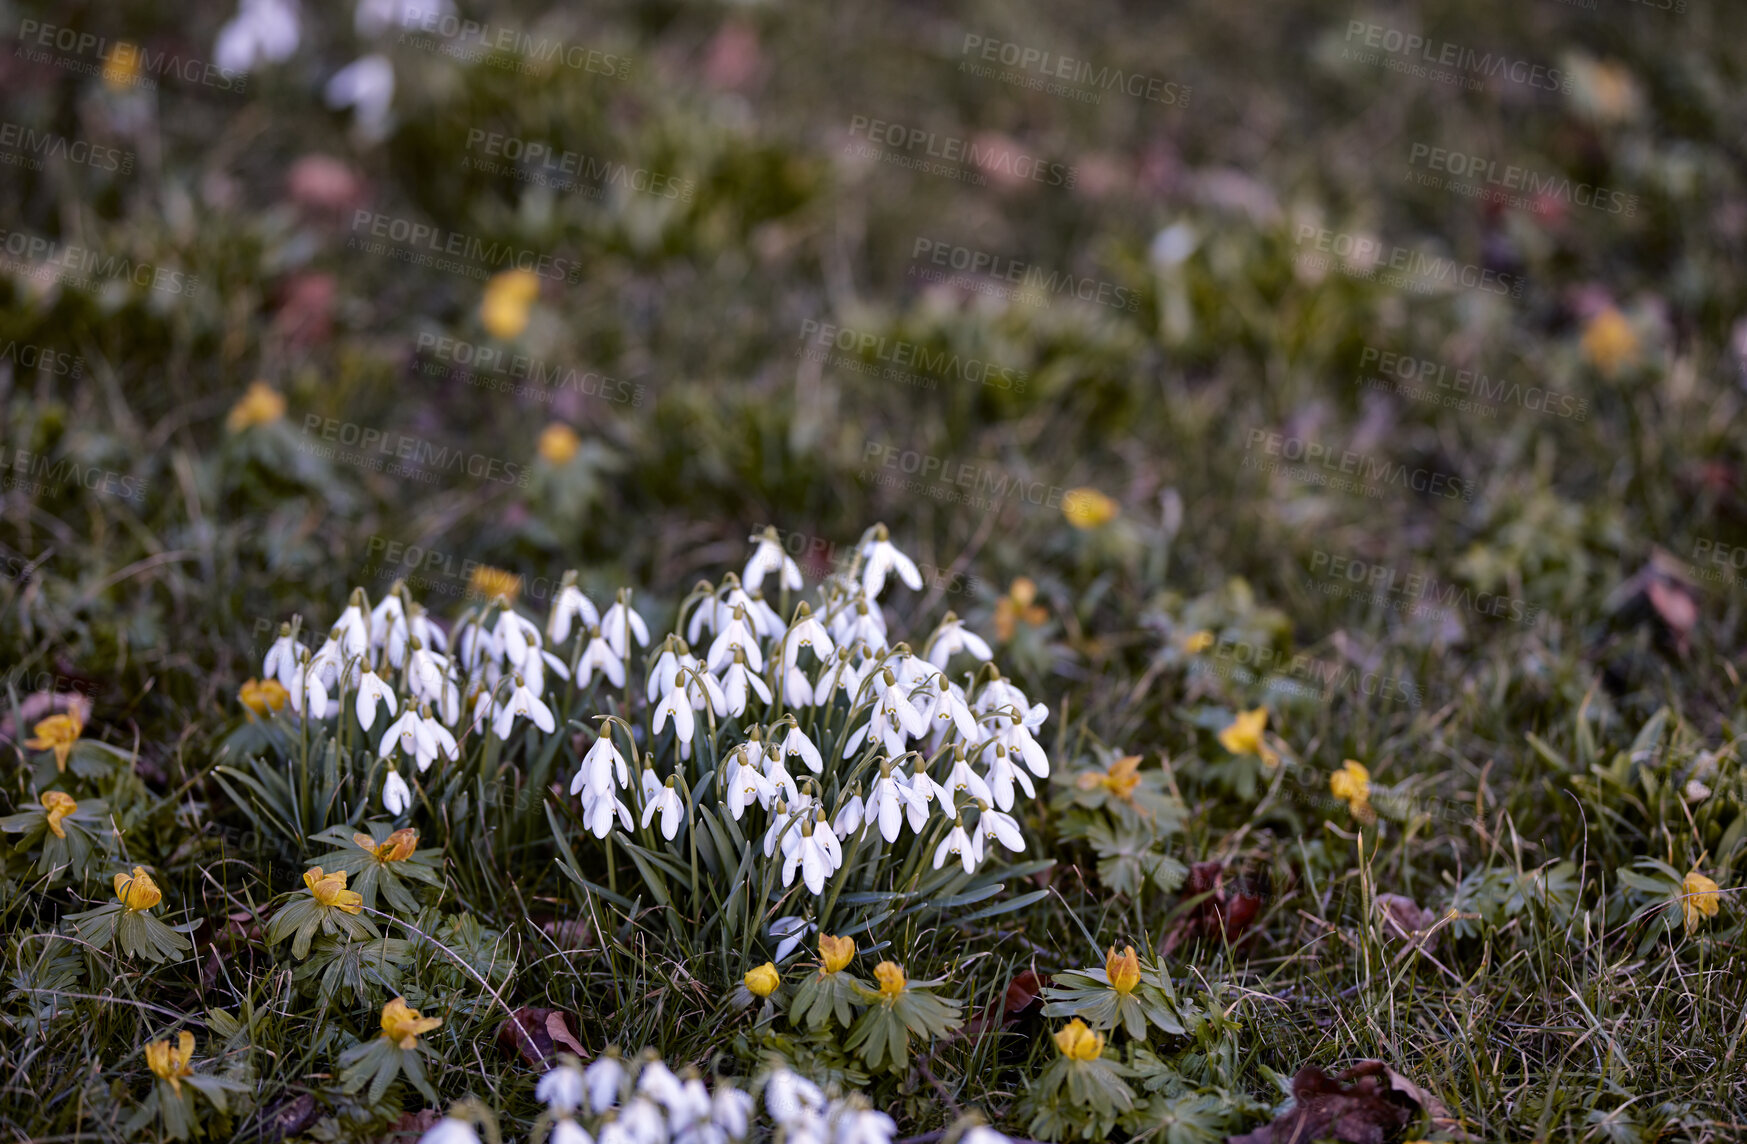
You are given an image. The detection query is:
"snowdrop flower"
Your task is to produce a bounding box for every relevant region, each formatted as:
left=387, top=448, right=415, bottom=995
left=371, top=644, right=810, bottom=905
left=725, top=749, right=775, bottom=819
left=636, top=1060, right=682, bottom=1109
left=668, top=1076, right=714, bottom=1127
left=493, top=674, right=554, bottom=739
left=832, top=598, right=888, bottom=655
left=572, top=733, right=629, bottom=796
left=834, top=1108, right=898, bottom=1144
left=865, top=761, right=923, bottom=843
left=707, top=605, right=763, bottom=673
left=355, top=669, right=397, bottom=731
left=983, top=742, right=1035, bottom=811
left=407, top=603, right=447, bottom=652
left=783, top=815, right=837, bottom=894
left=764, top=1070, right=823, bottom=1124
left=601, top=591, right=650, bottom=659
left=712, top=1087, right=754, bottom=1137
left=215, top=0, right=299, bottom=75
left=548, top=576, right=600, bottom=644
left=902, top=757, right=944, bottom=833
left=417, top=1117, right=482, bottom=1144
left=762, top=799, right=803, bottom=858
left=762, top=746, right=801, bottom=806
left=859, top=526, right=922, bottom=599
left=584, top=1053, right=625, bottom=1113
left=932, top=747, right=994, bottom=811
left=987, top=716, right=1050, bottom=778
left=618, top=1098, right=666, bottom=1144
left=744, top=528, right=803, bottom=592
left=653, top=683, right=697, bottom=746
left=326, top=54, right=396, bottom=141
left=933, top=816, right=978, bottom=874
left=537, top=1061, right=587, bottom=1115
left=778, top=663, right=815, bottom=708
left=770, top=916, right=814, bottom=962
left=645, top=640, right=693, bottom=702
left=576, top=629, right=627, bottom=689
left=960, top=1127, right=1012, bottom=1144
left=683, top=667, right=730, bottom=716
left=642, top=776, right=684, bottom=841
left=814, top=648, right=867, bottom=705
left=356, top=0, right=452, bottom=37
left=846, top=671, right=926, bottom=758
left=685, top=593, right=723, bottom=645
left=383, top=769, right=412, bottom=815
left=744, top=591, right=787, bottom=641
left=456, top=618, right=497, bottom=674
left=720, top=654, right=772, bottom=718
left=925, top=611, right=992, bottom=668
left=781, top=725, right=823, bottom=774
left=581, top=784, right=633, bottom=839
left=494, top=609, right=542, bottom=670
left=288, top=652, right=331, bottom=718
left=552, top=1121, right=593, bottom=1144
left=334, top=591, right=371, bottom=663
left=377, top=705, right=452, bottom=771
left=370, top=589, right=409, bottom=664
left=976, top=803, right=1026, bottom=855
left=406, top=641, right=460, bottom=725
left=263, top=624, right=301, bottom=689
left=782, top=603, right=835, bottom=670
left=832, top=789, right=865, bottom=839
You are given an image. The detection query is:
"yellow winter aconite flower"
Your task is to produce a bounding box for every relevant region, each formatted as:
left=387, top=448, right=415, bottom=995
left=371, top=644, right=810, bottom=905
left=27, top=712, right=84, bottom=772
left=102, top=42, right=142, bottom=90
left=41, top=791, right=78, bottom=839
left=1581, top=307, right=1638, bottom=376
left=469, top=564, right=521, bottom=605
left=1062, top=487, right=1119, bottom=530
left=115, top=867, right=163, bottom=911
left=355, top=828, right=419, bottom=863
left=481, top=269, right=541, bottom=339
left=239, top=677, right=289, bottom=716
left=1330, top=760, right=1371, bottom=814
left=379, top=996, right=442, bottom=1049
left=538, top=422, right=581, bottom=465
left=145, top=1031, right=196, bottom=1095
left=1219, top=707, right=1279, bottom=766
left=1682, top=871, right=1722, bottom=933
left=819, top=933, right=856, bottom=974
left=744, top=962, right=780, bottom=998
left=1182, top=629, right=1215, bottom=654
left=993, top=577, right=1047, bottom=641
left=1105, top=945, right=1141, bottom=996
left=304, top=867, right=363, bottom=914
left=873, top=960, right=906, bottom=997
left=226, top=381, right=286, bottom=433
left=1077, top=755, right=1143, bottom=803
left=1053, top=1018, right=1105, bottom=1061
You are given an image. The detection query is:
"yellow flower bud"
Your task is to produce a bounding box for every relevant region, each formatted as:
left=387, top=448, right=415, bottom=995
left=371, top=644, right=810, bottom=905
left=818, top=933, right=856, bottom=975
left=145, top=1031, right=195, bottom=1095
left=481, top=269, right=541, bottom=339
left=1062, top=487, right=1119, bottom=530
left=356, top=828, right=419, bottom=863
left=115, top=866, right=162, bottom=912
left=26, top=712, right=84, bottom=772
left=1581, top=306, right=1639, bottom=377
left=873, top=960, right=906, bottom=997
left=239, top=677, right=289, bottom=716
left=1218, top=707, right=1278, bottom=766
left=102, top=42, right=142, bottom=90
left=303, top=866, right=364, bottom=914
left=1183, top=629, right=1214, bottom=654
left=468, top=565, right=521, bottom=605
left=1330, top=760, right=1370, bottom=813
left=1682, top=871, right=1722, bottom=933
left=226, top=381, right=287, bottom=433
left=379, top=996, right=442, bottom=1049
left=41, top=791, right=77, bottom=840
left=744, top=962, right=780, bottom=998
left=538, top=422, right=581, bottom=465
left=1105, top=945, right=1141, bottom=996
left=1053, top=1018, right=1105, bottom=1061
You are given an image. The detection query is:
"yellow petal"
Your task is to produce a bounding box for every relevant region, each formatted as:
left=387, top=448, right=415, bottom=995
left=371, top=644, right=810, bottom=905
left=873, top=960, right=906, bottom=997
left=1105, top=945, right=1141, bottom=996
left=41, top=791, right=77, bottom=840
left=744, top=962, right=779, bottom=998
left=538, top=423, right=581, bottom=465
left=380, top=996, right=442, bottom=1049
left=818, top=933, right=856, bottom=975
left=115, top=866, right=162, bottom=911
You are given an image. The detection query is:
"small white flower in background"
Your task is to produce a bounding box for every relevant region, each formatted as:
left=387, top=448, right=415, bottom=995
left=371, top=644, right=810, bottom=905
left=781, top=725, right=823, bottom=774
left=983, top=742, right=1035, bottom=811
left=581, top=785, right=632, bottom=839
left=355, top=669, right=397, bottom=731
left=725, top=750, right=774, bottom=819
left=618, top=1097, right=666, bottom=1144
left=832, top=1106, right=898, bottom=1144
left=744, top=529, right=803, bottom=592
left=720, top=653, right=772, bottom=717
left=355, top=0, right=453, bottom=37
left=549, top=578, right=601, bottom=644
left=288, top=654, right=329, bottom=718
left=383, top=769, right=412, bottom=815
left=764, top=1069, right=824, bottom=1124
left=712, top=1086, right=753, bottom=1137
left=642, top=777, right=684, bottom=841
left=408, top=604, right=447, bottom=652
left=961, top=1127, right=1013, bottom=1144
left=577, top=630, right=627, bottom=689
left=762, top=800, right=803, bottom=859
left=494, top=609, right=541, bottom=669
left=832, top=789, right=864, bottom=839
left=832, top=598, right=888, bottom=655
left=864, top=763, right=919, bottom=843
left=325, top=54, right=396, bottom=142
left=636, top=1059, right=682, bottom=1108
left=778, top=663, right=815, bottom=708
left=416, top=1117, right=482, bottom=1144
left=214, top=0, right=300, bottom=75
left=769, top=915, right=814, bottom=963
left=707, top=605, right=764, bottom=673
left=762, top=748, right=801, bottom=806
left=925, top=611, right=992, bottom=668
left=933, top=817, right=978, bottom=874
left=932, top=750, right=993, bottom=811
left=263, top=624, right=301, bottom=689
left=601, top=592, right=650, bottom=659
left=782, top=816, right=839, bottom=895
left=584, top=1053, right=625, bottom=1113
left=551, top=1120, right=594, bottom=1144
left=378, top=707, right=423, bottom=761
left=859, top=526, right=922, bottom=599
left=653, top=683, right=697, bottom=745
left=537, top=1060, right=587, bottom=1115
left=370, top=591, right=408, bottom=665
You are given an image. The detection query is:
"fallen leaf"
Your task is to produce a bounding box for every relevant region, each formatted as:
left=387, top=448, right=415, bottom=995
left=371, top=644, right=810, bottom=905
left=1164, top=860, right=1267, bottom=954
left=1375, top=894, right=1440, bottom=953
left=264, top=1092, right=319, bottom=1142
left=496, top=1006, right=584, bottom=1065
left=961, top=968, right=1051, bottom=1040
left=1227, top=1061, right=1418, bottom=1144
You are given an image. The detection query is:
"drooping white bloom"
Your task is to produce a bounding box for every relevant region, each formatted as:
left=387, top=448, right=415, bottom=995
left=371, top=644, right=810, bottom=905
left=932, top=818, right=978, bottom=874
left=832, top=598, right=888, bottom=655
left=577, top=630, right=627, bottom=690
left=551, top=1121, right=593, bottom=1144
left=706, top=606, right=763, bottom=673
left=407, top=642, right=460, bottom=725
left=288, top=652, right=330, bottom=718
left=637, top=1060, right=683, bottom=1109
left=762, top=748, right=801, bottom=806
left=744, top=530, right=803, bottom=592
left=712, top=1087, right=754, bottom=1137
left=976, top=806, right=1025, bottom=855
left=642, top=777, right=684, bottom=841
left=782, top=604, right=835, bottom=670
left=263, top=625, right=301, bottom=689
left=383, top=769, right=412, bottom=815
left=832, top=791, right=864, bottom=839
left=814, top=649, right=867, bottom=705
left=493, top=674, right=554, bottom=739
left=537, top=1061, right=587, bottom=1115
left=783, top=818, right=837, bottom=894
left=834, top=1107, right=898, bottom=1144
left=355, top=669, right=397, bottom=731
left=378, top=707, right=423, bottom=761
left=778, top=664, right=815, bottom=708
left=548, top=579, right=600, bottom=644
left=782, top=726, right=823, bottom=774
left=846, top=670, right=926, bottom=758
left=583, top=1054, right=625, bottom=1113
left=924, top=678, right=979, bottom=744
left=770, top=915, right=814, bottom=963
left=725, top=750, right=775, bottom=819
left=334, top=592, right=371, bottom=664
left=417, top=1117, right=482, bottom=1144
left=865, top=764, right=923, bottom=843
left=762, top=799, right=803, bottom=858
left=684, top=668, right=730, bottom=717
left=494, top=609, right=542, bottom=670
left=931, top=750, right=994, bottom=811
left=925, top=611, right=992, bottom=668
left=601, top=592, right=650, bottom=658
left=369, top=590, right=409, bottom=664
left=901, top=758, right=943, bottom=833
left=764, top=1070, right=824, bottom=1124
left=987, top=716, right=1050, bottom=778
left=215, top=0, right=299, bottom=75
left=742, top=591, right=787, bottom=642
left=572, top=733, right=629, bottom=796
left=685, top=594, right=722, bottom=645
left=859, top=528, right=922, bottom=599
left=581, top=785, right=633, bottom=839
left=645, top=642, right=693, bottom=703
left=407, top=604, right=447, bottom=652
left=326, top=54, right=396, bottom=141
left=721, top=655, right=772, bottom=717
left=356, top=0, right=453, bottom=38
left=983, top=742, right=1035, bottom=811
left=617, top=1098, right=667, bottom=1144
left=653, top=684, right=697, bottom=745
